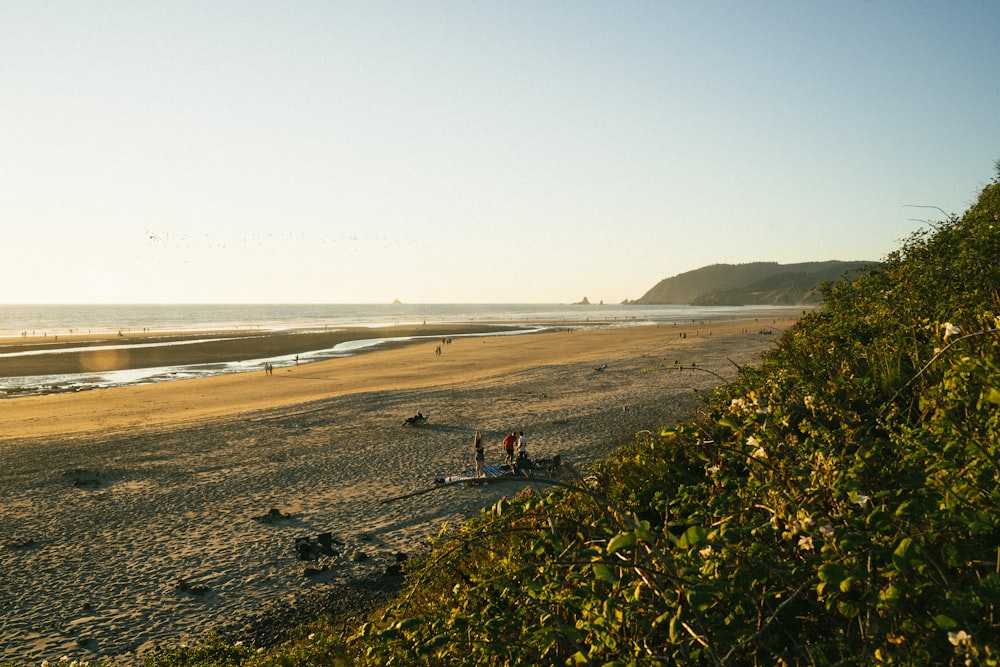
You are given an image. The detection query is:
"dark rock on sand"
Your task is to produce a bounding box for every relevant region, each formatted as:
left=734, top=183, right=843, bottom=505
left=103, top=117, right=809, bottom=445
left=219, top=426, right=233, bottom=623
left=295, top=532, right=342, bottom=560
left=253, top=508, right=292, bottom=523
left=175, top=580, right=211, bottom=596
left=5, top=536, right=36, bottom=549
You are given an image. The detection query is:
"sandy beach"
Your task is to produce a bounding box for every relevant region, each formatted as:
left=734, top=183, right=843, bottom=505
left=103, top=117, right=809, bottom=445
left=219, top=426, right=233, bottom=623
left=0, top=314, right=798, bottom=664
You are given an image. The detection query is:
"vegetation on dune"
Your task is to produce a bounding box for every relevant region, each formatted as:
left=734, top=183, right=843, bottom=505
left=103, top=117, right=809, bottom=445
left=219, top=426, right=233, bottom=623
left=12, top=165, right=1000, bottom=666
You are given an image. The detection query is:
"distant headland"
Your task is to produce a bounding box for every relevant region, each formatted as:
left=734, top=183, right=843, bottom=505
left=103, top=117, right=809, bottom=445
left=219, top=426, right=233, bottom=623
left=626, top=260, right=877, bottom=306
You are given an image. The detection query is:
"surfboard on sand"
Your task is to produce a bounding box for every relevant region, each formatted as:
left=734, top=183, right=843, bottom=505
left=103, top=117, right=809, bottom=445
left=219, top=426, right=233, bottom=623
left=435, top=463, right=508, bottom=485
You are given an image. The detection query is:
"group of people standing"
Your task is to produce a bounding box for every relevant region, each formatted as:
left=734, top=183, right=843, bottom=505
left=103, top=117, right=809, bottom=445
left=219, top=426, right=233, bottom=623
left=473, top=429, right=527, bottom=477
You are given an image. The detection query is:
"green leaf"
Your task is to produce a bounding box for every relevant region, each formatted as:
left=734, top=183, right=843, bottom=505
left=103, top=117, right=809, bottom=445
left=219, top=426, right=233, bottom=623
left=865, top=509, right=892, bottom=530
left=837, top=600, right=860, bottom=618
left=892, top=537, right=916, bottom=571
left=818, top=563, right=846, bottom=586
left=607, top=531, right=636, bottom=555
left=686, top=587, right=714, bottom=612
left=635, top=520, right=655, bottom=542
left=593, top=563, right=617, bottom=585
left=493, top=497, right=508, bottom=516
left=653, top=610, right=672, bottom=627
left=718, top=417, right=740, bottom=430
left=678, top=525, right=708, bottom=548
left=894, top=500, right=913, bottom=517
left=878, top=584, right=902, bottom=607
left=933, top=614, right=958, bottom=630
left=395, top=617, right=421, bottom=631
left=836, top=532, right=868, bottom=550
left=669, top=612, right=681, bottom=643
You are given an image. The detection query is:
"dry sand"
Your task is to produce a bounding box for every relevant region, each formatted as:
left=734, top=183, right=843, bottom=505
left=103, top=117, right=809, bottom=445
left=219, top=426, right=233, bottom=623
left=0, top=314, right=797, bottom=664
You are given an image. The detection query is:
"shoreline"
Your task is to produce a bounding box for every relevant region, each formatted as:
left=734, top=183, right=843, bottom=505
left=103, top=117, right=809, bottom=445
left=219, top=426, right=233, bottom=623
left=0, top=323, right=524, bottom=378
left=0, top=314, right=800, bottom=442
left=0, top=317, right=797, bottom=664
left=0, top=309, right=804, bottom=389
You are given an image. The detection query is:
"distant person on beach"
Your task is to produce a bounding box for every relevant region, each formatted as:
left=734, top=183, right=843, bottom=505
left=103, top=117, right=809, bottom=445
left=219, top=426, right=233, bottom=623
left=515, top=430, right=530, bottom=473
left=502, top=431, right=517, bottom=466
left=474, top=430, right=485, bottom=477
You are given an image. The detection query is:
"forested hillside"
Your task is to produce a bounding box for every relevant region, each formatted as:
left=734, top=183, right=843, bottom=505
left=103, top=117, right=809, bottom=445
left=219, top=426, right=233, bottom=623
left=632, top=260, right=876, bottom=306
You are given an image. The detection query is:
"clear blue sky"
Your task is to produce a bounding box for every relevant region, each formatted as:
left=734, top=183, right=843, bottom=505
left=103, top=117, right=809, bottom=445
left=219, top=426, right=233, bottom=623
left=2, top=1, right=998, bottom=304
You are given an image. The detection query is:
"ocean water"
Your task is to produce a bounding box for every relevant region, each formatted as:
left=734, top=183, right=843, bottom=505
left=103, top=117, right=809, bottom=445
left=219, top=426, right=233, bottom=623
left=0, top=303, right=793, bottom=396
left=0, top=303, right=786, bottom=338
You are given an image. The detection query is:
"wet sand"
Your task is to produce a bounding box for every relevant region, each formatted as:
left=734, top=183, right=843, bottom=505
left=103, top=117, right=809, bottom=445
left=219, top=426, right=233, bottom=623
left=0, top=314, right=797, bottom=664
left=0, top=324, right=524, bottom=379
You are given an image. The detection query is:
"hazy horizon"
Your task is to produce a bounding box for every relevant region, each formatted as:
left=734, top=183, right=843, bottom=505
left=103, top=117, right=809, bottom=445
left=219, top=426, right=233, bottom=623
left=0, top=259, right=876, bottom=306
left=3, top=2, right=997, bottom=305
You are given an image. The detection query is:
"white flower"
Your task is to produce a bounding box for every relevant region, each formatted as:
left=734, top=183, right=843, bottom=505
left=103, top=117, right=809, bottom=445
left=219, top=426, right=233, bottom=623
left=234, top=640, right=244, bottom=646
left=699, top=545, right=714, bottom=558
left=820, top=524, right=836, bottom=539
left=948, top=629, right=972, bottom=646
left=943, top=322, right=961, bottom=338
left=798, top=535, right=814, bottom=551
left=308, top=633, right=316, bottom=640
left=706, top=464, right=720, bottom=474
left=854, top=494, right=871, bottom=507
left=746, top=435, right=767, bottom=460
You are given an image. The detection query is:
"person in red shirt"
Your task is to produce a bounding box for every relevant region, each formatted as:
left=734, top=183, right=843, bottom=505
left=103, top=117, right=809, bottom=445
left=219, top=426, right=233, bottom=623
left=502, top=431, right=517, bottom=467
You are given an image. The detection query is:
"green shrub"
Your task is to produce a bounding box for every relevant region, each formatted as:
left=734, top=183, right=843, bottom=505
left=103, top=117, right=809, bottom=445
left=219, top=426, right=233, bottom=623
left=355, top=170, right=1000, bottom=665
